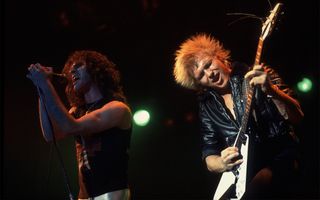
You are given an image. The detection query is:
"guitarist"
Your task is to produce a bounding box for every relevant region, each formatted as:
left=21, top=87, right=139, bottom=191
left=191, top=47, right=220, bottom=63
left=173, top=33, right=304, bottom=199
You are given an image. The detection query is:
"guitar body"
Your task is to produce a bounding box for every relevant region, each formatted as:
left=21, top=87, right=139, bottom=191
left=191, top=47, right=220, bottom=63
left=213, top=134, right=249, bottom=200
left=213, top=171, right=235, bottom=200
left=235, top=134, right=249, bottom=199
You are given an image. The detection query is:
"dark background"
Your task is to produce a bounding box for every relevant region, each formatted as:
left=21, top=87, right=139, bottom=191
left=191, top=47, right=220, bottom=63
left=3, top=0, right=319, bottom=199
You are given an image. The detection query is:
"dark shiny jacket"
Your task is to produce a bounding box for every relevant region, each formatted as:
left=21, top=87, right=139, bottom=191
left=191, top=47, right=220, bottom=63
left=199, top=63, right=297, bottom=160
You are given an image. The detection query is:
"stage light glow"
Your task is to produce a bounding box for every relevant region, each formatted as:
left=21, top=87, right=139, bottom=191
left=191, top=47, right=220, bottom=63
left=297, top=78, right=312, bottom=93
left=133, top=110, right=150, bottom=126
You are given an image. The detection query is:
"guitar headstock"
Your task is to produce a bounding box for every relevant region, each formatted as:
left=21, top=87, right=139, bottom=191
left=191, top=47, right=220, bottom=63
left=260, top=3, right=283, bottom=41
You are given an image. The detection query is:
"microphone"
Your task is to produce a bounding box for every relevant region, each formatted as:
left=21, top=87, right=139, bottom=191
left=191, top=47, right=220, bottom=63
left=50, top=72, right=67, bottom=78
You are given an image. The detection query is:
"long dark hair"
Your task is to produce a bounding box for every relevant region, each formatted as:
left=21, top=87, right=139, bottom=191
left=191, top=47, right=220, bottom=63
left=62, top=50, right=126, bottom=107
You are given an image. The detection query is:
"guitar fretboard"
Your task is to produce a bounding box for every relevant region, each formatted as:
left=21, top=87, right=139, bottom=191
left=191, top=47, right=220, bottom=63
left=233, top=36, right=264, bottom=148
left=255, top=38, right=264, bottom=65
left=233, top=79, right=254, bottom=149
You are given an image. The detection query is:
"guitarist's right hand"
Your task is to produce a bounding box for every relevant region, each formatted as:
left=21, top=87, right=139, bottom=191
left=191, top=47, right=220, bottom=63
left=220, top=147, right=243, bottom=172
left=205, top=147, right=243, bottom=173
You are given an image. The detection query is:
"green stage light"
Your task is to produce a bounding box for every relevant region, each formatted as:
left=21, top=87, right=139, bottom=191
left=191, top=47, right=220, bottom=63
left=297, top=78, right=313, bottom=93
left=133, top=110, right=150, bottom=126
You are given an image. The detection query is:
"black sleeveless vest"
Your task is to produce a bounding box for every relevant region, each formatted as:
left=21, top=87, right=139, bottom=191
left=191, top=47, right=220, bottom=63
left=72, top=98, right=131, bottom=198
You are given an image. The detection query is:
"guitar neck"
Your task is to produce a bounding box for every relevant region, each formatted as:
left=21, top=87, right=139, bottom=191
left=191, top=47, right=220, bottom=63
left=254, top=37, right=264, bottom=65
left=233, top=37, right=264, bottom=148
left=242, top=36, right=265, bottom=128
left=234, top=81, right=254, bottom=148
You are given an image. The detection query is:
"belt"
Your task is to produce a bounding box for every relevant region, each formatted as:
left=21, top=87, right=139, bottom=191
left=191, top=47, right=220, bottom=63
left=78, top=189, right=130, bottom=200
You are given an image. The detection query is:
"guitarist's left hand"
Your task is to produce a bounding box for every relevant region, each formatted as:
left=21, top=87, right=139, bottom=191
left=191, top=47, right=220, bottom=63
left=244, top=63, right=274, bottom=94
left=245, top=64, right=304, bottom=124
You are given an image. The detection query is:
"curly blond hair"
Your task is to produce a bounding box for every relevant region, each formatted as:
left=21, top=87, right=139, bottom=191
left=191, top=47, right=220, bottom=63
left=174, top=33, right=231, bottom=90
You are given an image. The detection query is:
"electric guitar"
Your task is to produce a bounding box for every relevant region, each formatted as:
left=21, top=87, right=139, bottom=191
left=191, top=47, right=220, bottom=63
left=213, top=3, right=283, bottom=200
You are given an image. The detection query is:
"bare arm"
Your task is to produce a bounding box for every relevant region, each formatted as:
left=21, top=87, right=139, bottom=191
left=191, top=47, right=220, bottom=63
left=205, top=147, right=243, bottom=173
left=38, top=96, right=54, bottom=142
left=66, top=100, right=132, bottom=136
left=28, top=63, right=132, bottom=140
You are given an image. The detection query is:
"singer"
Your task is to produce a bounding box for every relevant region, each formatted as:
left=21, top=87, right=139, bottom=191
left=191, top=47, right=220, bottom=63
left=27, top=50, right=132, bottom=200
left=173, top=33, right=304, bottom=199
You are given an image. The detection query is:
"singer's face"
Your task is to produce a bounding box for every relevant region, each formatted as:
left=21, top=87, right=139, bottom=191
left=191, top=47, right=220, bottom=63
left=193, top=57, right=231, bottom=93
left=70, top=62, right=92, bottom=94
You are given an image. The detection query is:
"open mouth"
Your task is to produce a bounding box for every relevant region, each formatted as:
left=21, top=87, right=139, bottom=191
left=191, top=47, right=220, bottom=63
left=210, top=72, right=220, bottom=83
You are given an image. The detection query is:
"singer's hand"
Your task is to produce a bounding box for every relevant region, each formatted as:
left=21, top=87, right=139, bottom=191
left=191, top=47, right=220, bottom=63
left=26, top=63, right=53, bottom=87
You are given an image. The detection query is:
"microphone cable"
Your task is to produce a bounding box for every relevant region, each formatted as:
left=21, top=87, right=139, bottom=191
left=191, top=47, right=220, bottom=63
left=37, top=86, right=75, bottom=200
left=41, top=142, right=53, bottom=198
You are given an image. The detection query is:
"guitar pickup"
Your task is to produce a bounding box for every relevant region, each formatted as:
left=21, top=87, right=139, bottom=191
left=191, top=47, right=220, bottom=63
left=240, top=134, right=248, bottom=145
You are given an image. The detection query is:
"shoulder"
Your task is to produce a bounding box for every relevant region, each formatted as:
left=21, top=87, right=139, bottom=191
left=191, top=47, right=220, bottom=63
left=102, top=101, right=131, bottom=112
left=198, top=90, right=220, bottom=113
left=103, top=101, right=132, bottom=129
left=197, top=90, right=212, bottom=103
left=101, top=101, right=132, bottom=123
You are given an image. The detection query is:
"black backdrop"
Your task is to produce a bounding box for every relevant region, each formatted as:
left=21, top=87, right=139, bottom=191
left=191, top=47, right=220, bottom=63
left=4, top=0, right=319, bottom=199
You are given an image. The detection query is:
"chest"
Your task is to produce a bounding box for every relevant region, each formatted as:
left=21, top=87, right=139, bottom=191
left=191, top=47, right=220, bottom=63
left=222, top=93, right=236, bottom=120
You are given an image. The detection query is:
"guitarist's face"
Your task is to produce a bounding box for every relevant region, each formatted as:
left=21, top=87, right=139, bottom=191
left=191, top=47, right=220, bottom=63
left=194, top=57, right=231, bottom=93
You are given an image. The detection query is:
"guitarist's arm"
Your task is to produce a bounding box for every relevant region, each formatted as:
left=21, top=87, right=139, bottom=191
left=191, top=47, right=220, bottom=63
left=205, top=147, right=243, bottom=173
left=199, top=102, right=243, bottom=173
left=245, top=64, right=304, bottom=124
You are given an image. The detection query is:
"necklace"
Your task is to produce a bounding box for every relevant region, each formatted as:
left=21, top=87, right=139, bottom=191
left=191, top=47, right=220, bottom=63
left=81, top=98, right=104, bottom=171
